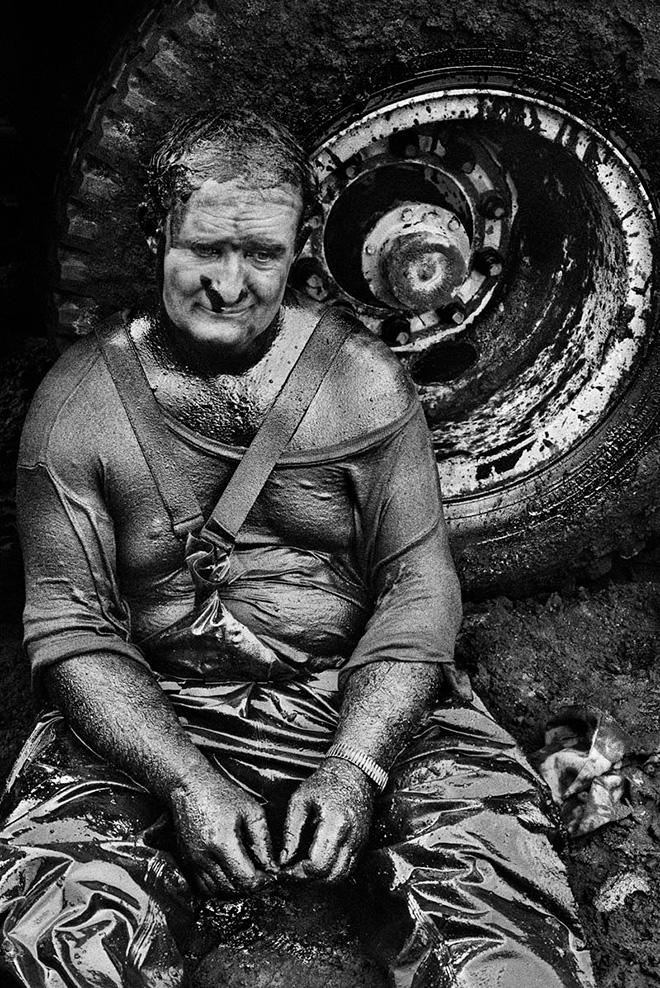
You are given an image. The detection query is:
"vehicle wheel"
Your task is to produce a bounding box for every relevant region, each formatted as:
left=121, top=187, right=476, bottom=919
left=54, top=0, right=660, bottom=596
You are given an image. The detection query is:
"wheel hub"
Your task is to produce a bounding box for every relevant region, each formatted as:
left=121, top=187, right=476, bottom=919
left=361, top=201, right=471, bottom=311
left=294, top=71, right=658, bottom=510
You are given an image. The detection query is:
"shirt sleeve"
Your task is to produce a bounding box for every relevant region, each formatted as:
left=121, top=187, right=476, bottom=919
left=17, top=362, right=151, bottom=694
left=342, top=402, right=462, bottom=674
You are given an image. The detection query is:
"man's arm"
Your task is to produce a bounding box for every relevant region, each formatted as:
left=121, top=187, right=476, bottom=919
left=47, top=652, right=279, bottom=895
left=18, top=361, right=278, bottom=897
left=280, top=659, right=453, bottom=881
left=280, top=550, right=465, bottom=883
left=280, top=353, right=465, bottom=883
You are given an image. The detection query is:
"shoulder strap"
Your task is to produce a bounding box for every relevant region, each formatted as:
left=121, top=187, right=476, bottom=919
left=95, top=308, right=353, bottom=545
left=95, top=315, right=205, bottom=539
left=201, top=307, right=353, bottom=553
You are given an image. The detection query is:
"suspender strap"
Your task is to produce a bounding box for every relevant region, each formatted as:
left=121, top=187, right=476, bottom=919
left=95, top=316, right=205, bottom=539
left=201, top=307, right=353, bottom=552
left=95, top=308, right=353, bottom=546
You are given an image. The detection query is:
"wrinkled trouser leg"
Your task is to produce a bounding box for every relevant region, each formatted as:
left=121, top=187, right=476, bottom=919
left=0, top=686, right=596, bottom=988
left=361, top=694, right=595, bottom=988
left=0, top=712, right=193, bottom=988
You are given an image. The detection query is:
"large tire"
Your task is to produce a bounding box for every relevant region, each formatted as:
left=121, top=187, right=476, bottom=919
left=54, top=0, right=660, bottom=596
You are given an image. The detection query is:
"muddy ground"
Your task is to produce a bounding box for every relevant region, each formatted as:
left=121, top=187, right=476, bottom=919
left=3, top=561, right=660, bottom=986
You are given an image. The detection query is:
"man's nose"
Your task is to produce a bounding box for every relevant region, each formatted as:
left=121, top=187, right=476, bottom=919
left=200, top=253, right=247, bottom=308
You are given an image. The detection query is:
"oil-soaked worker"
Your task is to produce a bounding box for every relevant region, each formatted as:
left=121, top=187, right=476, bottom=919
left=0, top=110, right=595, bottom=988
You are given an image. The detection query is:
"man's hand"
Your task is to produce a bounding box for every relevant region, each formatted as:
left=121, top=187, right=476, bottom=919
left=279, top=758, right=374, bottom=884
left=169, top=764, right=278, bottom=897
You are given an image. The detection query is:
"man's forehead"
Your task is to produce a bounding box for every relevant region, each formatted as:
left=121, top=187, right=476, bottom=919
left=179, top=176, right=303, bottom=216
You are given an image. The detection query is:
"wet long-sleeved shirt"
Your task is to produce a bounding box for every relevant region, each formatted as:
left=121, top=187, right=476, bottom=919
left=18, top=306, right=461, bottom=689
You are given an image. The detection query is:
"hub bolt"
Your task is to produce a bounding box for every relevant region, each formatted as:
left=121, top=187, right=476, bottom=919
left=445, top=143, right=476, bottom=175
left=439, top=300, right=467, bottom=326
left=478, top=190, right=508, bottom=220
left=381, top=313, right=412, bottom=347
left=473, top=247, right=505, bottom=279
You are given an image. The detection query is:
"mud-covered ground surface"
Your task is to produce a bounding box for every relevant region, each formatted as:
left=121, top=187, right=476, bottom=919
left=3, top=565, right=660, bottom=987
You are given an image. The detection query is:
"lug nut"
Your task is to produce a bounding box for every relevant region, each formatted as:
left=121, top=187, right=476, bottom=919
left=478, top=190, right=508, bottom=220
left=381, top=313, right=412, bottom=347
left=439, top=300, right=467, bottom=326
left=473, top=247, right=505, bottom=278
left=445, top=143, right=476, bottom=175
left=388, top=129, right=419, bottom=159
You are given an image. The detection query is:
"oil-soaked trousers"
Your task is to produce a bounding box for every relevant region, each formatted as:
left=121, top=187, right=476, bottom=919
left=0, top=669, right=594, bottom=988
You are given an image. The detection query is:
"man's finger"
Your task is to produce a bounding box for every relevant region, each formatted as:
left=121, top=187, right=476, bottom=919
left=324, top=845, right=358, bottom=886
left=195, top=862, right=236, bottom=898
left=211, top=836, right=267, bottom=891
left=280, top=795, right=313, bottom=866
left=190, top=870, right=216, bottom=898
left=304, top=814, right=350, bottom=878
left=280, top=859, right=309, bottom=881
left=243, top=812, right=278, bottom=872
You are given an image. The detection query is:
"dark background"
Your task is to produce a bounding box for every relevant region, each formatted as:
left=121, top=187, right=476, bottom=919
left=0, top=1, right=151, bottom=356
left=0, top=3, right=152, bottom=617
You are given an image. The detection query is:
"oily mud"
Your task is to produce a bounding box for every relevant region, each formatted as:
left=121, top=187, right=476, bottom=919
left=3, top=568, right=660, bottom=987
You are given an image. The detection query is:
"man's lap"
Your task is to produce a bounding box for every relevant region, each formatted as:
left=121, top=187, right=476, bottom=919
left=0, top=687, right=593, bottom=987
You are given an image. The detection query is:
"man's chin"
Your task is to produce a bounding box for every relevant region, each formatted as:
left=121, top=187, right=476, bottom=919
left=171, top=309, right=279, bottom=364
left=183, top=312, right=258, bottom=349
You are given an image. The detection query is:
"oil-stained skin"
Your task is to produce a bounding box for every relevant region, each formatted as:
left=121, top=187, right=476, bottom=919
left=45, top=168, right=465, bottom=895
left=47, top=650, right=467, bottom=892
left=279, top=659, right=469, bottom=883
left=47, top=654, right=279, bottom=897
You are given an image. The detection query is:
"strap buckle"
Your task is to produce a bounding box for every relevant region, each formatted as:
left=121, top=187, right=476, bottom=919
left=200, top=517, right=236, bottom=556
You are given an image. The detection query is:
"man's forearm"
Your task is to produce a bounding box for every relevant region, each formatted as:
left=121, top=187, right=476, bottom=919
left=46, top=652, right=213, bottom=806
left=331, top=660, right=445, bottom=771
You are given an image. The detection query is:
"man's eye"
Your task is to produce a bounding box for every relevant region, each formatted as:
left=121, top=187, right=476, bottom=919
left=192, top=245, right=219, bottom=258
left=247, top=250, right=276, bottom=263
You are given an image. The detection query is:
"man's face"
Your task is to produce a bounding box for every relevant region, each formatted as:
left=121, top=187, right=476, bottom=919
left=161, top=176, right=303, bottom=360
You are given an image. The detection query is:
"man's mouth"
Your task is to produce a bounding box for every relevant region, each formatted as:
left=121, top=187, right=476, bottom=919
left=196, top=302, right=251, bottom=316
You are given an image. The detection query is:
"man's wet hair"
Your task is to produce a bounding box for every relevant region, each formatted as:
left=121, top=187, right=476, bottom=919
left=139, top=109, right=319, bottom=241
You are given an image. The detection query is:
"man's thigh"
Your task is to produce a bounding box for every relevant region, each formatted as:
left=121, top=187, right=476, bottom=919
left=0, top=711, right=193, bottom=988
left=362, top=693, right=594, bottom=987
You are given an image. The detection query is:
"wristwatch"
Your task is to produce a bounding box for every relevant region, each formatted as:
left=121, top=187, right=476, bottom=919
left=325, top=742, right=389, bottom=792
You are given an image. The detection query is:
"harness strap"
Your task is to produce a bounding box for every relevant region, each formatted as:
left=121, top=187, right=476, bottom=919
left=95, top=308, right=353, bottom=545
left=202, top=307, right=353, bottom=553
left=95, top=315, right=205, bottom=539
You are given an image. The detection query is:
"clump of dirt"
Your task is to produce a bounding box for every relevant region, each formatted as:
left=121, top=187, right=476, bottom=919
left=457, top=579, right=660, bottom=753
left=188, top=886, right=385, bottom=988
left=456, top=574, right=660, bottom=987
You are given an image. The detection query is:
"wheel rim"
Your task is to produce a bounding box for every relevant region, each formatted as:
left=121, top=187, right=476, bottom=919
left=294, top=70, right=659, bottom=510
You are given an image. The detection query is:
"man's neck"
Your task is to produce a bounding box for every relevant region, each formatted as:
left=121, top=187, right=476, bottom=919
left=149, top=305, right=284, bottom=379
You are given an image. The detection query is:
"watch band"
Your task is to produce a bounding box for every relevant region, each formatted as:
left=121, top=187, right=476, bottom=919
left=325, top=742, right=389, bottom=792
